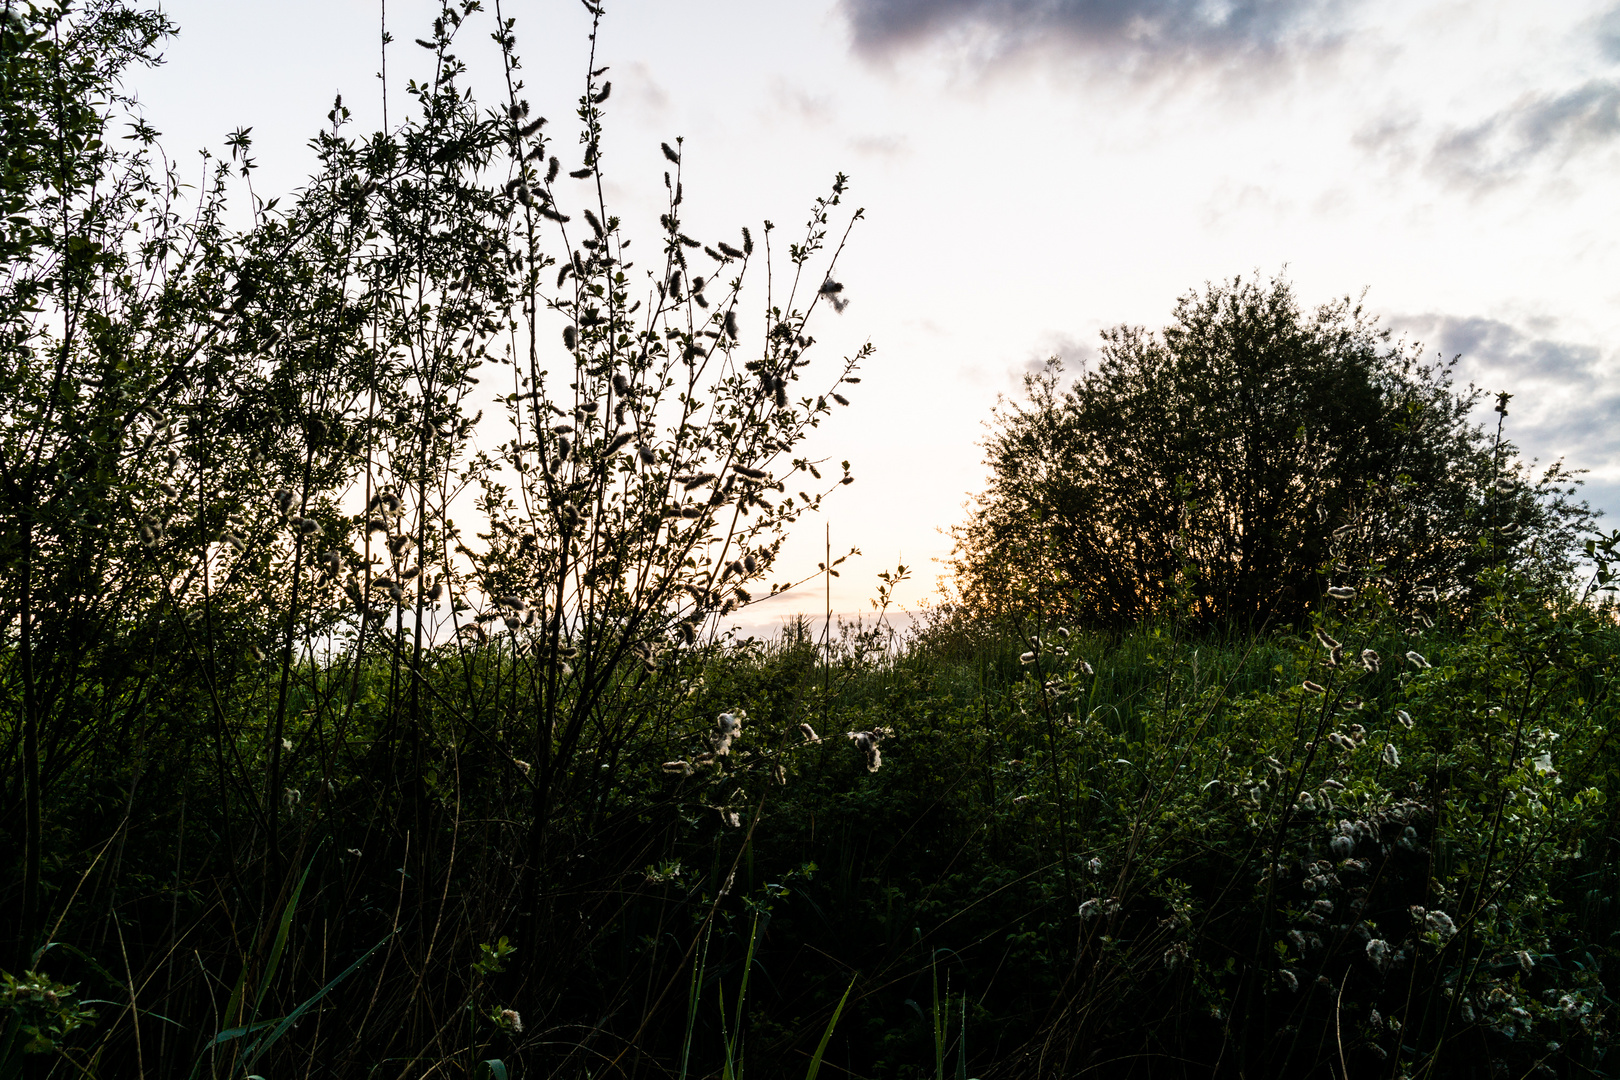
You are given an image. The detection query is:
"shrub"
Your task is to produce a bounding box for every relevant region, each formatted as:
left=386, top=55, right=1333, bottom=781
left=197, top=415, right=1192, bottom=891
left=0, top=1, right=867, bottom=1074
left=951, top=273, right=1592, bottom=629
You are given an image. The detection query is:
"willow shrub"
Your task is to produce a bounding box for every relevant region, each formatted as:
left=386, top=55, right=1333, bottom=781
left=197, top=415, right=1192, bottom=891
left=1, top=1, right=869, bottom=1076
left=951, top=275, right=1594, bottom=630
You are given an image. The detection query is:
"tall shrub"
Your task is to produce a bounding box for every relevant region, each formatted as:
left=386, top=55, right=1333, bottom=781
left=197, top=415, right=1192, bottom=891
left=952, top=274, right=1591, bottom=629
left=0, top=1, right=868, bottom=1074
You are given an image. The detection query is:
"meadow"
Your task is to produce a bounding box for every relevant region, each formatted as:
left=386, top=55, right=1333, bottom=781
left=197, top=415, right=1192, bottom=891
left=6, top=577, right=1619, bottom=1078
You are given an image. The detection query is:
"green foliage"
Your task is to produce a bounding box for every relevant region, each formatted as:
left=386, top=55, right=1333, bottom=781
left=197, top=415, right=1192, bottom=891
left=0, top=969, right=96, bottom=1059
left=952, top=273, right=1593, bottom=629
left=620, top=567, right=1617, bottom=1078
left=473, top=937, right=517, bottom=978
left=2, top=4, right=1615, bottom=1080
left=1, top=1, right=870, bottom=1076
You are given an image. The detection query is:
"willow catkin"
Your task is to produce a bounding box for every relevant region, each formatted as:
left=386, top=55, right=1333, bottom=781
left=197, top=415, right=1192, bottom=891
left=846, top=730, right=883, bottom=772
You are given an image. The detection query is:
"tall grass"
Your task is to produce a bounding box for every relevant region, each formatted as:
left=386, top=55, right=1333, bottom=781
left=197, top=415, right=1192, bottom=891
left=7, top=572, right=1619, bottom=1076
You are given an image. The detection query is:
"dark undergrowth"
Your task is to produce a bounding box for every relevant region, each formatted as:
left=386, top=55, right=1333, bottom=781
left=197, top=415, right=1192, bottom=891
left=6, top=577, right=1619, bottom=1079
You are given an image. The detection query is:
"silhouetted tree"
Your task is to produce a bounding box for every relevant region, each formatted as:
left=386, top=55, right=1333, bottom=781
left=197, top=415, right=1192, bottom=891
left=952, top=274, right=1591, bottom=628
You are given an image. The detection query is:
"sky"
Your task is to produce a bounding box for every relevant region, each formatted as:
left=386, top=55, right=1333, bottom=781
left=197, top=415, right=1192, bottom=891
left=131, top=0, right=1620, bottom=631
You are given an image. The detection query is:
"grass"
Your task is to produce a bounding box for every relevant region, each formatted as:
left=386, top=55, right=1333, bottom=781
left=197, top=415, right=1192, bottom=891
left=11, top=573, right=1617, bottom=1078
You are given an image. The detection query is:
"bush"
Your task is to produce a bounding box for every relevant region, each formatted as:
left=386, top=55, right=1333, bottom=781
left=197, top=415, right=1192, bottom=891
left=0, top=1, right=867, bottom=1074
left=952, top=274, right=1593, bottom=629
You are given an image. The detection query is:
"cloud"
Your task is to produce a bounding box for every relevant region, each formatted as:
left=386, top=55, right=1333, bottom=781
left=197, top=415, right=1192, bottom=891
left=1009, top=332, right=1096, bottom=385
left=1414, top=316, right=1596, bottom=381
left=1038, top=331, right=1096, bottom=370
left=848, top=131, right=910, bottom=157
left=840, top=0, right=1350, bottom=69
left=618, top=62, right=671, bottom=121
left=1199, top=178, right=1295, bottom=228
left=771, top=79, right=837, bottom=125
left=1391, top=313, right=1619, bottom=474
left=1599, top=4, right=1620, bottom=63
left=1428, top=80, right=1620, bottom=189
left=1351, top=112, right=1419, bottom=158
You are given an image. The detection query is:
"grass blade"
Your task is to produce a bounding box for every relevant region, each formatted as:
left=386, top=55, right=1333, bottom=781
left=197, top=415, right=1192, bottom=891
left=804, top=974, right=856, bottom=1080
left=1, top=1010, right=25, bottom=1080
left=255, top=852, right=319, bottom=1015
left=239, top=931, right=392, bottom=1076
left=679, top=923, right=713, bottom=1080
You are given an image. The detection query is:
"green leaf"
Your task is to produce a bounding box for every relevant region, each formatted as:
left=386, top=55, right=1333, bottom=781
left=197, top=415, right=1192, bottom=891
left=240, top=932, right=393, bottom=1075
left=256, top=848, right=319, bottom=1016
left=804, top=974, right=856, bottom=1080
left=208, top=1020, right=280, bottom=1046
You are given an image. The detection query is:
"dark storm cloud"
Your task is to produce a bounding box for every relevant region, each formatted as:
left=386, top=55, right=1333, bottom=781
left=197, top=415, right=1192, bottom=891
left=1429, top=80, right=1620, bottom=189
left=841, top=0, right=1348, bottom=67
left=1393, top=314, right=1618, bottom=468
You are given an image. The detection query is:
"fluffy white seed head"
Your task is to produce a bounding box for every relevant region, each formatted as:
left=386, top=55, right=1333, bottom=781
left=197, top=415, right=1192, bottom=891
left=1365, top=939, right=1393, bottom=973
left=846, top=729, right=884, bottom=772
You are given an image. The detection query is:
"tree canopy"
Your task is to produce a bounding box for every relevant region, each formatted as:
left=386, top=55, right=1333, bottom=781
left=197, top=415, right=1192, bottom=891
left=951, top=274, right=1592, bottom=628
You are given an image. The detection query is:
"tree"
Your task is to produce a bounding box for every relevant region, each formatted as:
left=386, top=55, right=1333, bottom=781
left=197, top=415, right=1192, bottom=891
left=951, top=274, right=1591, bottom=629
left=1, top=0, right=867, bottom=1071
left=1, top=0, right=192, bottom=967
